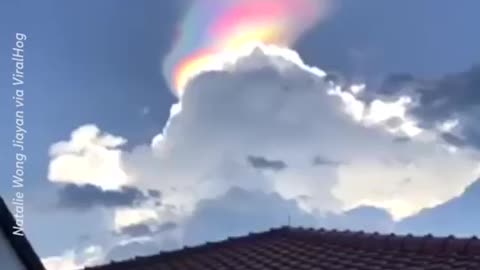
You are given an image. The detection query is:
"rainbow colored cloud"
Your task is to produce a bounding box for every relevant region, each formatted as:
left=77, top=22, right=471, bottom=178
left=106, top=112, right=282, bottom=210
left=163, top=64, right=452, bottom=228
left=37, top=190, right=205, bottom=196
left=164, top=0, right=330, bottom=96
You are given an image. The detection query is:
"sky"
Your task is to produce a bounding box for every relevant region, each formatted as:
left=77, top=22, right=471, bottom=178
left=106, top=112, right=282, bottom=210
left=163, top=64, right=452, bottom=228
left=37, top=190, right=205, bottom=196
left=1, top=0, right=480, bottom=269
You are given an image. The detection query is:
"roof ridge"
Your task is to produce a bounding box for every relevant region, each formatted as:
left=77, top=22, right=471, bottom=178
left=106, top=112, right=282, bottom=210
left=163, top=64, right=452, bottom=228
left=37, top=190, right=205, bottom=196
left=86, top=226, right=480, bottom=269
left=86, top=227, right=291, bottom=269
left=284, top=226, right=480, bottom=255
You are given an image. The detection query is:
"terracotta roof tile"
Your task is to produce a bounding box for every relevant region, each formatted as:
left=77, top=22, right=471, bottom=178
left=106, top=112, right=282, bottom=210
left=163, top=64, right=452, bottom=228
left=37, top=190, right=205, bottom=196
left=87, top=227, right=480, bottom=270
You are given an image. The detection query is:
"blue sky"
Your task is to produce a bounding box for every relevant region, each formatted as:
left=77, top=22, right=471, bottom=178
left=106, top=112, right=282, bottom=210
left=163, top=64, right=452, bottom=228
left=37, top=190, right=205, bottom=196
left=1, top=1, right=480, bottom=269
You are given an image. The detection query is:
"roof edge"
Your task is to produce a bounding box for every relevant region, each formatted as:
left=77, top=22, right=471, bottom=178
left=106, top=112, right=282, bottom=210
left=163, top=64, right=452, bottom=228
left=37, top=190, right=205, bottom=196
left=86, top=226, right=480, bottom=269
left=0, top=197, right=46, bottom=270
left=284, top=226, right=480, bottom=255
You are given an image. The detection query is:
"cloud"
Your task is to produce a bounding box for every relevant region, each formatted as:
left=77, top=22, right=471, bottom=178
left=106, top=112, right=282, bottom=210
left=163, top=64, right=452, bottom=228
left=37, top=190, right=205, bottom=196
left=183, top=187, right=316, bottom=245
left=321, top=206, right=394, bottom=234
left=377, top=74, right=417, bottom=96
left=105, top=226, right=181, bottom=262
left=328, top=87, right=422, bottom=137
left=105, top=241, right=161, bottom=262
left=113, top=208, right=160, bottom=231
left=412, top=66, right=480, bottom=124
left=312, top=155, right=341, bottom=167
left=440, top=132, right=467, bottom=148
left=104, top=236, right=181, bottom=263
left=183, top=187, right=396, bottom=247
left=42, top=252, right=79, bottom=270
left=111, top=202, right=181, bottom=237
left=49, top=45, right=480, bottom=226
left=157, top=221, right=178, bottom=232
left=42, top=246, right=103, bottom=270
left=118, top=222, right=178, bottom=238
left=376, top=66, right=480, bottom=150
left=147, top=189, right=162, bottom=198
left=247, top=155, right=287, bottom=171
left=57, top=184, right=154, bottom=210
left=48, top=125, right=130, bottom=190
left=396, top=179, right=480, bottom=237
left=45, top=181, right=480, bottom=266
left=117, top=224, right=152, bottom=237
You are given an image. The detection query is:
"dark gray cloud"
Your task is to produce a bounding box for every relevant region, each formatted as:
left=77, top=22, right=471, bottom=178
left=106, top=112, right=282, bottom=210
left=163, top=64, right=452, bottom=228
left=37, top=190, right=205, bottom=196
left=460, top=114, right=480, bottom=149
left=118, top=224, right=153, bottom=238
left=118, top=222, right=178, bottom=238
left=410, top=66, right=480, bottom=123
left=247, top=155, right=287, bottom=171
left=384, top=117, right=405, bottom=129
left=148, top=189, right=162, bottom=198
left=440, top=132, right=467, bottom=148
left=393, top=136, right=411, bottom=144
left=362, top=65, right=480, bottom=149
left=57, top=184, right=155, bottom=210
left=157, top=222, right=178, bottom=232
left=312, top=156, right=342, bottom=167
left=409, top=66, right=480, bottom=148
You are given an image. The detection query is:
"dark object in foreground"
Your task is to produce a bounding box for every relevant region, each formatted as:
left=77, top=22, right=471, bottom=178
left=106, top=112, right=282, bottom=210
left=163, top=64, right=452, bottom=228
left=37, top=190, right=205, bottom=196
left=0, top=197, right=45, bottom=270
left=88, top=227, right=480, bottom=270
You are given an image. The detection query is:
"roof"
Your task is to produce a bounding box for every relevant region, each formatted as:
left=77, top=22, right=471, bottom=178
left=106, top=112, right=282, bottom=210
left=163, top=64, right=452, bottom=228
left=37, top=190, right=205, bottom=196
left=0, top=197, right=46, bottom=270
left=88, top=227, right=480, bottom=270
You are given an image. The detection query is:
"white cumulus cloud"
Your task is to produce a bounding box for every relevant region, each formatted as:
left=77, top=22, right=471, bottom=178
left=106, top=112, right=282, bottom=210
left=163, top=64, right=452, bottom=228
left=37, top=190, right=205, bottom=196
left=49, top=45, right=480, bottom=225
left=48, top=124, right=130, bottom=190
left=42, top=246, right=103, bottom=270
